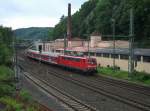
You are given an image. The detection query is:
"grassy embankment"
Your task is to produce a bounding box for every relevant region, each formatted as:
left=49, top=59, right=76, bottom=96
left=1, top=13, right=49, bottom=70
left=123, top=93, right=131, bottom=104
left=0, top=65, right=43, bottom=111
left=97, top=67, right=150, bottom=86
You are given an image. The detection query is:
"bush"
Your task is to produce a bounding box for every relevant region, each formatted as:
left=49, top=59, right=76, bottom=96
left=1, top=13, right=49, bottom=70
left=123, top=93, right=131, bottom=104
left=0, top=66, right=15, bottom=97
left=0, top=65, right=14, bottom=81
left=0, top=96, right=23, bottom=111
left=132, top=71, right=150, bottom=83
left=27, top=106, right=38, bottom=111
left=0, top=44, right=12, bottom=65
left=20, top=89, right=32, bottom=102
left=0, top=84, right=15, bottom=97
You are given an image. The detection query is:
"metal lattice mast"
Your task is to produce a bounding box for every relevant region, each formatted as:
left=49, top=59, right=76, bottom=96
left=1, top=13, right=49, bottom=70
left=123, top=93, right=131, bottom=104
left=112, top=19, right=116, bottom=71
left=128, top=8, right=135, bottom=76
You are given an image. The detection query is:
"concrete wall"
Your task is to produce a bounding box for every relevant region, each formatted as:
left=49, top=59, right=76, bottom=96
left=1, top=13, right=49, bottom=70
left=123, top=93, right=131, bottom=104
left=97, top=41, right=129, bottom=48
left=91, top=36, right=102, bottom=48
left=96, top=56, right=150, bottom=74
left=135, top=62, right=150, bottom=73
left=70, top=41, right=83, bottom=47
left=54, top=41, right=64, bottom=48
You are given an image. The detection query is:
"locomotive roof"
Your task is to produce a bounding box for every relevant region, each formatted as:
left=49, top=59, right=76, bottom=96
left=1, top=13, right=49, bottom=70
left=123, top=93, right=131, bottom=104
left=60, top=55, right=95, bottom=59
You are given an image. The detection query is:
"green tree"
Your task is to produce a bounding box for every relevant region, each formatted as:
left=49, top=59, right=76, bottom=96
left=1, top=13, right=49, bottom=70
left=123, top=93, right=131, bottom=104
left=52, top=0, right=150, bottom=44
left=0, top=26, right=13, bottom=65
left=0, top=26, right=13, bottom=47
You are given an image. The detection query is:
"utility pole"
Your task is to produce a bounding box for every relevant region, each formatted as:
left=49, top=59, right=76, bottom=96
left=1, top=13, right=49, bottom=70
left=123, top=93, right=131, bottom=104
left=88, top=35, right=90, bottom=58
left=13, top=36, right=16, bottom=76
left=13, top=36, right=21, bottom=98
left=86, top=28, right=90, bottom=58
left=13, top=36, right=19, bottom=82
left=43, top=39, right=45, bottom=52
left=64, top=34, right=67, bottom=55
left=128, top=8, right=134, bottom=77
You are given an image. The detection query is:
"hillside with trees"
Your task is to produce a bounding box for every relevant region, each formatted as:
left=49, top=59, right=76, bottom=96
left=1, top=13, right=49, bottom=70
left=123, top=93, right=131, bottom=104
left=52, top=0, right=150, bottom=45
left=14, top=27, right=53, bottom=40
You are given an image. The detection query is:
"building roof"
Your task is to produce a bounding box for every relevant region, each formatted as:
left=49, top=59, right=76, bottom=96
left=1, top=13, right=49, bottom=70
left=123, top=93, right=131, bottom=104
left=95, top=48, right=150, bottom=56
left=56, top=47, right=88, bottom=52
left=56, top=47, right=150, bottom=56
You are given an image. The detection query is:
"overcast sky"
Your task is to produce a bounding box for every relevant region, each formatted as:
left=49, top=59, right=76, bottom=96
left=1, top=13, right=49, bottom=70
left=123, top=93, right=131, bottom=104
left=0, top=0, right=87, bottom=29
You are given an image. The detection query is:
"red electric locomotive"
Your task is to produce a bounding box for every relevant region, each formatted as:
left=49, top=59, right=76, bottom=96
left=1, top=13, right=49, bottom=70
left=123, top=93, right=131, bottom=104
left=57, top=55, right=97, bottom=72
left=26, top=49, right=97, bottom=73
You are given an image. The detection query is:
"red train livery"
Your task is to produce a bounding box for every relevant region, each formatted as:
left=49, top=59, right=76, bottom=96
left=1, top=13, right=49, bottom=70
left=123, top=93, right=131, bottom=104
left=26, top=49, right=97, bottom=73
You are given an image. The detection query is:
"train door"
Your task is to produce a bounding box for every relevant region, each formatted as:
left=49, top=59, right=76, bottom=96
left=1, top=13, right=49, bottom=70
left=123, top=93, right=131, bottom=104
left=80, top=59, right=84, bottom=69
left=38, top=45, right=42, bottom=53
left=58, top=56, right=63, bottom=65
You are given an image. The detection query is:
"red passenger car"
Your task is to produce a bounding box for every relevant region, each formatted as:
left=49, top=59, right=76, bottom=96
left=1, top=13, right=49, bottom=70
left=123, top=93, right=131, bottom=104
left=27, top=49, right=59, bottom=64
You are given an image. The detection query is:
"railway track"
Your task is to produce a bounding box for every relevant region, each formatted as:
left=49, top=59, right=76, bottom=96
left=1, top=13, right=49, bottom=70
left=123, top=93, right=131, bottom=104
left=92, top=75, right=150, bottom=96
left=19, top=51, right=150, bottom=96
left=19, top=55, right=150, bottom=111
left=65, top=73, right=150, bottom=97
left=46, top=70, right=150, bottom=111
left=23, top=71, right=98, bottom=111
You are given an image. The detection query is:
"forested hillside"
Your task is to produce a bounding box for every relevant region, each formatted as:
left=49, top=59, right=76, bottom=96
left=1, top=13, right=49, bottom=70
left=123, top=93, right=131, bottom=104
left=53, top=0, right=150, bottom=42
left=14, top=27, right=53, bottom=40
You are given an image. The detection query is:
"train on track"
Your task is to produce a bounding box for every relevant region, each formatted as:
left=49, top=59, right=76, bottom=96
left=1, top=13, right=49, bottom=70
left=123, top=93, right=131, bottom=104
left=26, top=49, right=97, bottom=73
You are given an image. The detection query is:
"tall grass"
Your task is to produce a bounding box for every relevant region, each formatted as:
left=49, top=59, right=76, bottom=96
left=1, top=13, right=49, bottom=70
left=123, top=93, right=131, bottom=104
left=0, top=66, right=15, bottom=97
left=98, top=67, right=150, bottom=86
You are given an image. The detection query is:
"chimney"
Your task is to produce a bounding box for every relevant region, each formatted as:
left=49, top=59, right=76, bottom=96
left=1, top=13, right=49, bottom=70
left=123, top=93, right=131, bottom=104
left=67, top=3, right=71, bottom=42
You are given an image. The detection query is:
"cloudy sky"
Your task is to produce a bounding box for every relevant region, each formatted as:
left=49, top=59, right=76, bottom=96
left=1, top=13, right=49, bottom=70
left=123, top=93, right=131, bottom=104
left=0, top=0, right=87, bottom=29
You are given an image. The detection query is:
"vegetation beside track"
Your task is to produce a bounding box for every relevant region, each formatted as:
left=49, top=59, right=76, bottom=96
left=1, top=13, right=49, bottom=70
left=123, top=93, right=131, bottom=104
left=97, top=67, right=150, bottom=86
left=0, top=26, right=50, bottom=111
left=0, top=66, right=49, bottom=111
